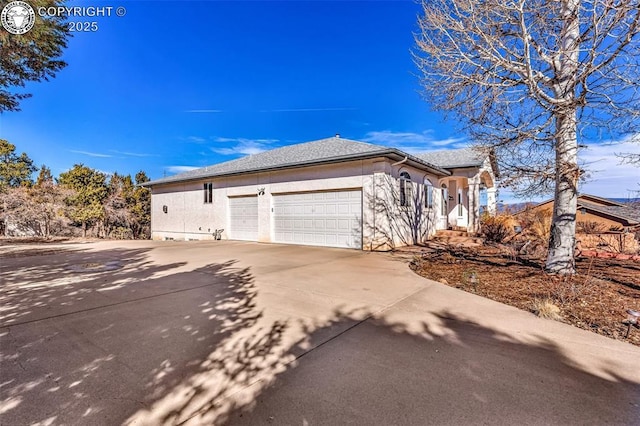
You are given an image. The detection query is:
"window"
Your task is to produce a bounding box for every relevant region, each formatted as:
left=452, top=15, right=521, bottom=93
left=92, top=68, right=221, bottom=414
left=204, top=182, right=213, bottom=204
left=457, top=189, right=463, bottom=216
left=424, top=179, right=433, bottom=208
left=441, top=184, right=448, bottom=216
left=399, top=171, right=411, bottom=206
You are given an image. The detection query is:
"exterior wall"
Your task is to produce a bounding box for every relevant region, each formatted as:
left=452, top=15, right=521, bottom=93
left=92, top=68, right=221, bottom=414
left=152, top=160, right=372, bottom=243
left=365, top=162, right=441, bottom=250
left=151, top=181, right=220, bottom=240
left=150, top=158, right=443, bottom=250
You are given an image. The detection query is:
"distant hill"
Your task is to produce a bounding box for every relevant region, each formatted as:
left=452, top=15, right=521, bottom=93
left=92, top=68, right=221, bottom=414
left=496, top=202, right=536, bottom=213
left=610, top=198, right=640, bottom=204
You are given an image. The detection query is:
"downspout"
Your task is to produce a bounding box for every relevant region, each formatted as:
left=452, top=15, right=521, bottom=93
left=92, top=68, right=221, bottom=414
left=391, top=156, right=408, bottom=167
left=372, top=173, right=376, bottom=251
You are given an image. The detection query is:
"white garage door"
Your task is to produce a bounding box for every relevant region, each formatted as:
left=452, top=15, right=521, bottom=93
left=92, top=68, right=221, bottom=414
left=273, top=190, right=362, bottom=249
left=229, top=196, right=258, bottom=241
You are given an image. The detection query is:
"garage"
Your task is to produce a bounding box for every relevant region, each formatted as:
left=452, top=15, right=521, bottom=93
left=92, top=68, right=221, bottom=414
left=273, top=190, right=362, bottom=249
left=229, top=196, right=259, bottom=241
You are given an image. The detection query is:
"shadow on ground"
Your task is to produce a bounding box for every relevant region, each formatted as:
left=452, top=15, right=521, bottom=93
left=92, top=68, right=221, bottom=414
left=223, top=311, right=640, bottom=425
left=0, top=245, right=261, bottom=425
left=1, top=244, right=639, bottom=425
left=125, top=306, right=640, bottom=425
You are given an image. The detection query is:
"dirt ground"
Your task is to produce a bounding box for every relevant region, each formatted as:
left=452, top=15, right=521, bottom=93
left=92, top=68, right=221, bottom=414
left=410, top=243, right=640, bottom=346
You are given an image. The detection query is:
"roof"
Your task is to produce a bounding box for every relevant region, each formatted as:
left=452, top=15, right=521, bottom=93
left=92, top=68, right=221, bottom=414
left=415, top=148, right=484, bottom=169
left=578, top=200, right=640, bottom=226
left=578, top=194, right=626, bottom=207
left=144, top=136, right=452, bottom=186
left=523, top=194, right=640, bottom=226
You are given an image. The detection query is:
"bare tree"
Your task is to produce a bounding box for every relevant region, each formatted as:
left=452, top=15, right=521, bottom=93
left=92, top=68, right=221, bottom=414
left=414, top=0, right=640, bottom=274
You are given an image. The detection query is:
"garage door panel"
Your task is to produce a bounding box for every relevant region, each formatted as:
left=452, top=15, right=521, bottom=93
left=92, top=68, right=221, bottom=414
left=273, top=190, right=362, bottom=249
left=229, top=196, right=258, bottom=241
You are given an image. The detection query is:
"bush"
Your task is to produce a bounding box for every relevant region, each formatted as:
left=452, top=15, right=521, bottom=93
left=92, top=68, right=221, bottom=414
left=480, top=213, right=515, bottom=243
left=531, top=298, right=562, bottom=320
left=577, top=221, right=607, bottom=234
left=518, top=209, right=552, bottom=246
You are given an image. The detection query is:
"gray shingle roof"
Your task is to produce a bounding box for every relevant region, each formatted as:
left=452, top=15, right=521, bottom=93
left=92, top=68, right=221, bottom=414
left=525, top=195, right=640, bottom=226
left=144, top=136, right=451, bottom=186
left=415, top=148, right=484, bottom=169
left=579, top=200, right=640, bottom=225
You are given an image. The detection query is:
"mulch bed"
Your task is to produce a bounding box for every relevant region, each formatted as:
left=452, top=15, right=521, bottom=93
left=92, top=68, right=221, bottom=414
left=409, top=244, right=640, bottom=346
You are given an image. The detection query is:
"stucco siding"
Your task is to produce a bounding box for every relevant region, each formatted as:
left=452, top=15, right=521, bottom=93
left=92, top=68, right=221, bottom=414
left=150, top=158, right=446, bottom=249
left=151, top=181, right=221, bottom=240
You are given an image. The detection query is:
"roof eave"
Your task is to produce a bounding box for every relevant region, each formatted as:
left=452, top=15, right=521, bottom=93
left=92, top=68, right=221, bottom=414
left=577, top=203, right=639, bottom=226
left=443, top=163, right=485, bottom=169
left=142, top=149, right=451, bottom=187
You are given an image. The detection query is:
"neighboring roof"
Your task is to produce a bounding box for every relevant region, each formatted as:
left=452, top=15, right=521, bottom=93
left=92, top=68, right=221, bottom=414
left=415, top=148, right=484, bottom=169
left=578, top=200, right=640, bottom=226
left=578, top=194, right=626, bottom=207
left=143, top=136, right=451, bottom=186
left=523, top=194, right=640, bottom=226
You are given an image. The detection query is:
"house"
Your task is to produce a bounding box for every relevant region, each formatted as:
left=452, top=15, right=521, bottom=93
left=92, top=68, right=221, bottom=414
left=142, top=136, right=497, bottom=250
left=518, top=194, right=640, bottom=254
left=523, top=194, right=640, bottom=232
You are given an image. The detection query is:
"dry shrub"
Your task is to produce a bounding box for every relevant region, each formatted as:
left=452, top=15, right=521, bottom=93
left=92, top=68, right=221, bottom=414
left=531, top=298, right=562, bottom=320
left=577, top=221, right=607, bottom=234
left=577, top=232, right=640, bottom=254
left=480, top=213, right=516, bottom=243
left=520, top=209, right=552, bottom=246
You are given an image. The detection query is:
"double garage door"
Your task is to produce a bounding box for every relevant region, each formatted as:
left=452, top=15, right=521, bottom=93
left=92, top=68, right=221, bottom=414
left=228, top=190, right=362, bottom=249
left=273, top=190, right=362, bottom=249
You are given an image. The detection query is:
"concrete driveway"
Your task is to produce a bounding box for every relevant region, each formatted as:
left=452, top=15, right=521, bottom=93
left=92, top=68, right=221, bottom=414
left=1, top=240, right=638, bottom=425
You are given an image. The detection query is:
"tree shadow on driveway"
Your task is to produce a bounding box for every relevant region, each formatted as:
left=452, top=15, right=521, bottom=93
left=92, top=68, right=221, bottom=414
left=123, top=304, right=640, bottom=425
left=0, top=245, right=262, bottom=425
left=2, top=244, right=639, bottom=425
left=221, top=311, right=640, bottom=426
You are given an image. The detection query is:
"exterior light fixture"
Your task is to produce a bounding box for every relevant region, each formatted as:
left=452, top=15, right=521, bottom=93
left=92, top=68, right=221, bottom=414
left=624, top=309, right=640, bottom=338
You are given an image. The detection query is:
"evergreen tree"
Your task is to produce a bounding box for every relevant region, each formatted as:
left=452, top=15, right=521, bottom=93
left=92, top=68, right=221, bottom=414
left=58, top=164, right=108, bottom=237
left=0, top=0, right=70, bottom=111
left=131, top=171, right=151, bottom=239
left=0, top=139, right=36, bottom=189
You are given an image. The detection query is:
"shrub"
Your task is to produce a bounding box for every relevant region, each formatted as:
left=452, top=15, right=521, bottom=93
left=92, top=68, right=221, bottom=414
left=518, top=209, right=552, bottom=247
left=577, top=221, right=606, bottom=234
left=480, top=213, right=515, bottom=243
left=531, top=298, right=562, bottom=320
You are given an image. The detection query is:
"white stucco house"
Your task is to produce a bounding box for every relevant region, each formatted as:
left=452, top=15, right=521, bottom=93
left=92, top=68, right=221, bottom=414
left=142, top=136, right=497, bottom=250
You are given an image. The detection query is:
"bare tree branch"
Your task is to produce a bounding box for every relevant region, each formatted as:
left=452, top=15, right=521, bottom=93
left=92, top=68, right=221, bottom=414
left=414, top=0, right=640, bottom=274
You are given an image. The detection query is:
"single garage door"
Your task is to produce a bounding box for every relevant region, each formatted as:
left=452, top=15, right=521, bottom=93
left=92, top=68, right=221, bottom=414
left=229, top=196, right=258, bottom=241
left=273, top=190, right=362, bottom=249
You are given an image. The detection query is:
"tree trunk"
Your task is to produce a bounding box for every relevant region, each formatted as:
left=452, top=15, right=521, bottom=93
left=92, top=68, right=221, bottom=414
left=82, top=221, right=87, bottom=238
left=545, top=112, right=578, bottom=274
left=545, top=0, right=580, bottom=275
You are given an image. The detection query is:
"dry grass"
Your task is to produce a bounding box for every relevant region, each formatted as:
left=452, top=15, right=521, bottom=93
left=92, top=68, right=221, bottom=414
left=531, top=298, right=562, bottom=320
left=410, top=244, right=640, bottom=346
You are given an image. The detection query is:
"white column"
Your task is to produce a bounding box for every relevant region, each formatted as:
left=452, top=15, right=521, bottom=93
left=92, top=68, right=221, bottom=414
left=467, top=178, right=480, bottom=234
left=486, top=187, right=497, bottom=216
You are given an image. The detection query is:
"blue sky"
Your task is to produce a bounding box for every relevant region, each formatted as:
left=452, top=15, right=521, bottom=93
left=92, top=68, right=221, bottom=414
left=1, top=0, right=638, bottom=201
